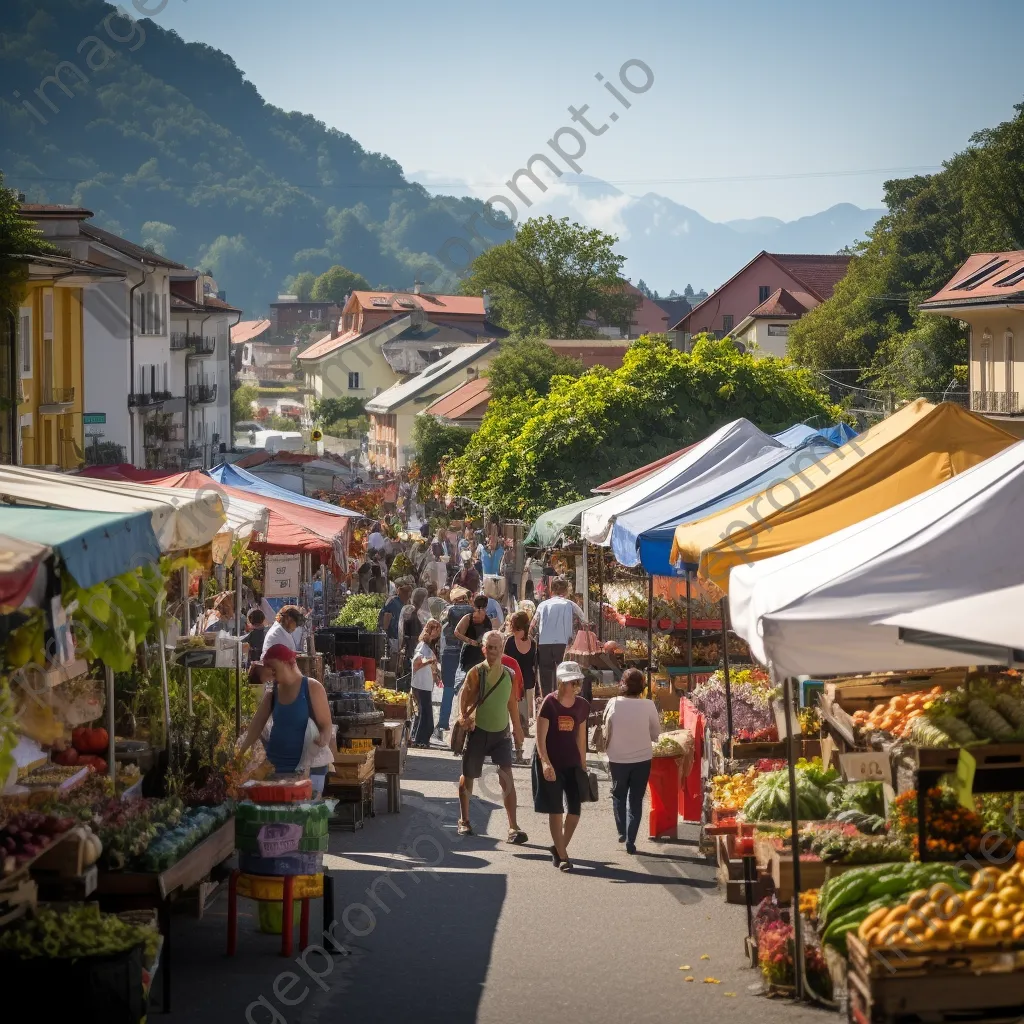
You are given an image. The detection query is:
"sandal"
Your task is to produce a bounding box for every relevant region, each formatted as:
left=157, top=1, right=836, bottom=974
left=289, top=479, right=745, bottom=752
left=548, top=845, right=561, bottom=867
left=507, top=828, right=528, bottom=845
left=559, top=860, right=574, bottom=872
left=457, top=820, right=473, bottom=836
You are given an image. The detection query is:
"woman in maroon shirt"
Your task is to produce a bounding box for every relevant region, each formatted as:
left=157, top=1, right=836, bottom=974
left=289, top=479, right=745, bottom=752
left=533, top=660, right=589, bottom=871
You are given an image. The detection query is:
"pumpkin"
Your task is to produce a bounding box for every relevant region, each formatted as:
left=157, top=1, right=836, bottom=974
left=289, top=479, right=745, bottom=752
left=71, top=727, right=109, bottom=755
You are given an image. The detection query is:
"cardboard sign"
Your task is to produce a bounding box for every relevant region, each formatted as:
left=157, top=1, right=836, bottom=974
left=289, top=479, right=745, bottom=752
left=256, top=823, right=303, bottom=858
left=954, top=748, right=976, bottom=811
left=839, top=751, right=892, bottom=787
left=264, top=554, right=300, bottom=599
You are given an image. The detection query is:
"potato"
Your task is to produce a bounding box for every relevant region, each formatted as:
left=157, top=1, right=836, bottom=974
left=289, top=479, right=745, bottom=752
left=948, top=915, right=972, bottom=940
left=992, top=901, right=1016, bottom=921
left=994, top=919, right=1014, bottom=938
left=929, top=883, right=956, bottom=905
left=997, top=885, right=1024, bottom=906
left=969, top=919, right=996, bottom=942
left=943, top=894, right=967, bottom=918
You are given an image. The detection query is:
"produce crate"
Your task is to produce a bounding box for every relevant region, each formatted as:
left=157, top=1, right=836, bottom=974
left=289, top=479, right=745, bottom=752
left=236, top=803, right=330, bottom=836
left=374, top=747, right=404, bottom=775
left=767, top=853, right=902, bottom=904
left=847, top=932, right=1024, bottom=1023
left=382, top=722, right=405, bottom=749
left=235, top=832, right=328, bottom=855
left=331, top=748, right=375, bottom=782
left=914, top=742, right=1024, bottom=772
left=373, top=698, right=411, bottom=720
left=235, top=871, right=324, bottom=901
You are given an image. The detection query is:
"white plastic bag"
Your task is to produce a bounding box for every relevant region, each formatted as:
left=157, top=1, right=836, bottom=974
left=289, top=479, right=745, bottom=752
left=296, top=718, right=335, bottom=771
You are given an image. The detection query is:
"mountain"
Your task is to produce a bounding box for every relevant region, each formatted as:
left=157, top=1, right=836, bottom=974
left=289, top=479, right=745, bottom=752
left=1, top=0, right=882, bottom=317
left=0, top=0, right=510, bottom=314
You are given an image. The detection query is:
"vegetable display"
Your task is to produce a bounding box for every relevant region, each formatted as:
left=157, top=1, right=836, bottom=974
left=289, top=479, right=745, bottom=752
left=0, top=811, right=76, bottom=874
left=711, top=769, right=758, bottom=812
left=333, top=594, right=385, bottom=633
left=691, top=668, right=774, bottom=738
left=742, top=759, right=839, bottom=822
left=0, top=904, right=159, bottom=961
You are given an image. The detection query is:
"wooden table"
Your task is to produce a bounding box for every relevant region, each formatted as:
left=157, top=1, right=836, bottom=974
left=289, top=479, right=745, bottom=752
left=95, top=818, right=235, bottom=1013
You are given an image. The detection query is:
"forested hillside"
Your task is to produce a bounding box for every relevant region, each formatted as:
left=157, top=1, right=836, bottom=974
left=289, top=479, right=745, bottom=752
left=0, top=0, right=507, bottom=313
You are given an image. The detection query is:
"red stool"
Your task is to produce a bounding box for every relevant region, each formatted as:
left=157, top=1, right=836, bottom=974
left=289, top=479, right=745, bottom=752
left=227, top=870, right=322, bottom=957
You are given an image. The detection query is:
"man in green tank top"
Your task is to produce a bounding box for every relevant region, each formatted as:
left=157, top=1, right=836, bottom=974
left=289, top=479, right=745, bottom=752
left=456, top=630, right=527, bottom=843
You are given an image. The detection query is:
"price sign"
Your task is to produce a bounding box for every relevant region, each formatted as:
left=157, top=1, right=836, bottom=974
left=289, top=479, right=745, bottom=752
left=263, top=554, right=300, bottom=599
left=839, top=751, right=892, bottom=786
left=954, top=748, right=976, bottom=811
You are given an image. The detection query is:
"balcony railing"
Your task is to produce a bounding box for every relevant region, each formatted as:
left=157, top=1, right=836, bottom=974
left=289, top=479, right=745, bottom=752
left=84, top=442, right=127, bottom=466
left=187, top=383, right=217, bottom=404
left=973, top=390, right=1020, bottom=414
left=128, top=390, right=174, bottom=408
left=190, top=335, right=217, bottom=356
left=169, top=332, right=191, bottom=351
left=40, top=386, right=75, bottom=406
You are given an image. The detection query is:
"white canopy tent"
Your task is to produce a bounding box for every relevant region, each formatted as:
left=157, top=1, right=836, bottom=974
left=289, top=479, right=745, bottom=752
left=580, top=419, right=784, bottom=546
left=729, top=440, right=1024, bottom=679
left=0, top=465, right=267, bottom=553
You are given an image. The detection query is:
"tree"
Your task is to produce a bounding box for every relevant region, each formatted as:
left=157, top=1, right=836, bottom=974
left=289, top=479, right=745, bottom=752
left=636, top=279, right=653, bottom=299
left=290, top=271, right=316, bottom=301
left=309, top=264, right=370, bottom=304
left=1, top=173, right=53, bottom=318
left=449, top=334, right=843, bottom=519
left=231, top=383, right=258, bottom=426
left=411, top=415, right=473, bottom=485
left=485, top=337, right=583, bottom=402
left=313, top=396, right=364, bottom=423
left=460, top=216, right=636, bottom=338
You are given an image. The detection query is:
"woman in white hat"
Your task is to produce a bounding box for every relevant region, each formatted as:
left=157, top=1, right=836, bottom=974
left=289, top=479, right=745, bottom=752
left=533, top=660, right=590, bottom=871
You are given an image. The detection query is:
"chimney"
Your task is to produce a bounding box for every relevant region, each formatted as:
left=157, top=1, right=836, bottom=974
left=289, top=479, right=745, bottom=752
left=482, top=288, right=491, bottom=314
left=330, top=319, right=339, bottom=340
left=413, top=279, right=423, bottom=295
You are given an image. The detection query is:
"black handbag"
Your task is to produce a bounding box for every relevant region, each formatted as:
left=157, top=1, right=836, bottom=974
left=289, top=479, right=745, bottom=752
left=575, top=765, right=600, bottom=802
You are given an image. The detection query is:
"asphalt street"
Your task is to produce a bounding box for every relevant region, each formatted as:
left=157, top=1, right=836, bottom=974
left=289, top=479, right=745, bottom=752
left=163, top=741, right=832, bottom=1024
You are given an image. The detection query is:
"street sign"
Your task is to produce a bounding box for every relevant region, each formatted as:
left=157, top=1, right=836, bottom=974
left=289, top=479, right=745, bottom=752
left=83, top=413, right=106, bottom=425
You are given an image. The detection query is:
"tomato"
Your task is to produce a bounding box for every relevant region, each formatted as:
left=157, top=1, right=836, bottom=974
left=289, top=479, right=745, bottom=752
left=71, top=727, right=109, bottom=755
left=77, top=755, right=108, bottom=774
left=52, top=748, right=79, bottom=766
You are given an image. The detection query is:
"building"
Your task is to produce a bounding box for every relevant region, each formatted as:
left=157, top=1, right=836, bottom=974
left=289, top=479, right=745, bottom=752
left=365, top=342, right=498, bottom=471
left=297, top=289, right=507, bottom=415
left=230, top=319, right=272, bottom=375
left=585, top=282, right=688, bottom=339
left=730, top=287, right=811, bottom=358
left=269, top=296, right=341, bottom=338
left=20, top=205, right=237, bottom=469
left=422, top=377, right=492, bottom=430
left=542, top=339, right=630, bottom=369
left=920, top=251, right=1024, bottom=437
left=670, top=251, right=852, bottom=351
left=12, top=253, right=123, bottom=468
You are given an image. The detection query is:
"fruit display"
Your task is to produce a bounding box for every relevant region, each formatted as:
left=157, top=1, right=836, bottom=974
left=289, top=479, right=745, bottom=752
left=711, top=768, right=758, bottom=812
left=889, top=788, right=1016, bottom=860
left=734, top=726, right=778, bottom=742
left=857, top=862, right=1024, bottom=950
left=742, top=758, right=839, bottom=821
left=364, top=684, right=409, bottom=706
left=851, top=686, right=945, bottom=737
left=0, top=903, right=159, bottom=960
left=660, top=710, right=679, bottom=728
left=137, top=803, right=232, bottom=872
left=19, top=765, right=84, bottom=787
left=816, top=862, right=969, bottom=954
left=799, top=706, right=820, bottom=737
left=0, top=811, right=76, bottom=875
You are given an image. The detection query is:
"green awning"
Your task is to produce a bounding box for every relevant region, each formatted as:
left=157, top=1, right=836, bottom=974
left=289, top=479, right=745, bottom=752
left=525, top=496, right=605, bottom=547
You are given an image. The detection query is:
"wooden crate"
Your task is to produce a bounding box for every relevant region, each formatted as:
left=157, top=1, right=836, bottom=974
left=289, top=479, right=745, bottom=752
left=374, top=747, right=405, bottom=775
left=847, top=933, right=1024, bottom=1023
left=767, top=852, right=899, bottom=904
left=32, top=830, right=88, bottom=877
left=382, top=722, right=405, bottom=750
left=331, top=748, right=374, bottom=782
left=373, top=698, right=411, bottom=720
left=915, top=742, right=1024, bottom=772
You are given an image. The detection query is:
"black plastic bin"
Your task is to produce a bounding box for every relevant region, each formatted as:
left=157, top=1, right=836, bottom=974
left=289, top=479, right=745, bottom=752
left=358, top=630, right=388, bottom=661
left=319, top=626, right=361, bottom=656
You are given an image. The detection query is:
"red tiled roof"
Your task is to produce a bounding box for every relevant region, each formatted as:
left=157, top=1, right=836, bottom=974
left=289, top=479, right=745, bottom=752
left=772, top=254, right=852, bottom=302
left=593, top=443, right=698, bottom=493
left=921, top=251, right=1024, bottom=308
left=297, top=327, right=363, bottom=361
left=348, top=290, right=485, bottom=317
left=747, top=287, right=808, bottom=319
left=544, top=340, right=629, bottom=369
left=424, top=377, right=491, bottom=421
left=231, top=319, right=273, bottom=345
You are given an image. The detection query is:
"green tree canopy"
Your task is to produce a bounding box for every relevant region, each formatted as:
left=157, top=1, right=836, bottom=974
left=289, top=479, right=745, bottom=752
left=789, top=101, right=1024, bottom=399
left=449, top=334, right=843, bottom=519
left=313, top=396, right=364, bottom=423
left=289, top=271, right=316, bottom=301
left=461, top=215, right=636, bottom=338
left=411, top=415, right=473, bottom=485
left=231, top=383, right=258, bottom=426
left=310, top=264, right=370, bottom=304
left=485, top=337, right=583, bottom=402
left=1, top=173, right=54, bottom=317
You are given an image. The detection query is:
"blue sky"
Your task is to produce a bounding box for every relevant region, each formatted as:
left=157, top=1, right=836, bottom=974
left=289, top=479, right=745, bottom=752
left=156, top=0, right=1024, bottom=222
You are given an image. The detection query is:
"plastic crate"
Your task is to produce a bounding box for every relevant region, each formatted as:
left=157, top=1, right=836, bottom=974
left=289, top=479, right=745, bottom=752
left=239, top=777, right=312, bottom=803
left=238, top=851, right=325, bottom=877
left=235, top=832, right=329, bottom=855
left=236, top=871, right=324, bottom=900
left=236, top=803, right=330, bottom=836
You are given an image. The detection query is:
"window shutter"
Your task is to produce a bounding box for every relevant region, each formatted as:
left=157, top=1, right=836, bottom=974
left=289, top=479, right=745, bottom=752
left=42, top=291, right=53, bottom=338
left=19, top=312, right=31, bottom=374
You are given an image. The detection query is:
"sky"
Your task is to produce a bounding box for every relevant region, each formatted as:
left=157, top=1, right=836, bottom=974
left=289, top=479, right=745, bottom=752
left=153, top=0, right=1024, bottom=224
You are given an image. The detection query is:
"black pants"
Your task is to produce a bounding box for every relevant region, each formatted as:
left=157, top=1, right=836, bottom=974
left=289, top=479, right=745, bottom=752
left=537, top=643, right=566, bottom=696
left=412, top=688, right=434, bottom=745
left=609, top=760, right=652, bottom=845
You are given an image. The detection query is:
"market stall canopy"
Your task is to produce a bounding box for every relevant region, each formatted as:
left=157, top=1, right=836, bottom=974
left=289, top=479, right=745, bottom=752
left=208, top=463, right=359, bottom=517
left=581, top=418, right=786, bottom=546
left=773, top=422, right=857, bottom=448
left=0, top=465, right=227, bottom=554
left=150, top=471, right=345, bottom=556
left=592, top=443, right=696, bottom=494
left=671, top=400, right=1016, bottom=591
left=0, top=534, right=49, bottom=609
left=0, top=506, right=160, bottom=589
left=729, top=439, right=1024, bottom=678
left=615, top=439, right=836, bottom=574
left=525, top=495, right=604, bottom=547
left=880, top=584, right=1024, bottom=667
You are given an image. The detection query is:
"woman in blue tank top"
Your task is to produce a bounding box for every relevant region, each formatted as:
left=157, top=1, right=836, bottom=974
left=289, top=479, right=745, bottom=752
left=238, top=643, right=334, bottom=793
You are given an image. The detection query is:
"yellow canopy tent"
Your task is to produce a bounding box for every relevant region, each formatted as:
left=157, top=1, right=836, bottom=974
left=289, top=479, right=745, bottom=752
left=669, top=400, right=1017, bottom=591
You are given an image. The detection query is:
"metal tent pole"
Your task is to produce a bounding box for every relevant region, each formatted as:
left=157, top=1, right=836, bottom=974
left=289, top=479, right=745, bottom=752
left=685, top=570, right=693, bottom=670
left=105, top=664, right=116, bottom=787
left=782, top=670, right=805, bottom=1001
left=181, top=567, right=192, bottom=716
left=646, top=573, right=654, bottom=693
left=158, top=626, right=172, bottom=752
left=580, top=540, right=589, bottom=621
left=234, top=562, right=242, bottom=737
left=596, top=550, right=604, bottom=643
left=721, top=597, right=733, bottom=742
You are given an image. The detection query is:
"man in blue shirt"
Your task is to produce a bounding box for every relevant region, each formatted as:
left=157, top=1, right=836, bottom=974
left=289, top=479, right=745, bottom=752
left=479, top=534, right=504, bottom=577
left=529, top=578, right=588, bottom=695
left=379, top=583, right=411, bottom=661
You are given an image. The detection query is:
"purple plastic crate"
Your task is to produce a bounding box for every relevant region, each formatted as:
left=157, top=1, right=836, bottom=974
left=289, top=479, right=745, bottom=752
left=238, top=851, right=325, bottom=877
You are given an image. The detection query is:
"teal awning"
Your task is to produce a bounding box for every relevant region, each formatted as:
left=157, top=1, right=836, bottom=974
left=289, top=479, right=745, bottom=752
left=0, top=506, right=161, bottom=589
left=525, top=496, right=605, bottom=547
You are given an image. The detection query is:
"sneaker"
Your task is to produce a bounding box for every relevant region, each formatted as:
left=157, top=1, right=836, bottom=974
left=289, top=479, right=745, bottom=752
left=433, top=727, right=444, bottom=742
left=625, top=842, right=637, bottom=855
left=617, top=834, right=626, bottom=843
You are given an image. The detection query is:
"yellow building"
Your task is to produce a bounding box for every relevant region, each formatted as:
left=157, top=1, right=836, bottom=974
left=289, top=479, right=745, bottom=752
left=15, top=256, right=123, bottom=468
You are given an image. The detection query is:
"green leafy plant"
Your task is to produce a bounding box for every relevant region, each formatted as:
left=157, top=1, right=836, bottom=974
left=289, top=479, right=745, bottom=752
left=333, top=594, right=385, bottom=632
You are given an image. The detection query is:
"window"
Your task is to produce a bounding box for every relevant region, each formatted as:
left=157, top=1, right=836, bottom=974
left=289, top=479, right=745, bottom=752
left=1006, top=330, right=1014, bottom=395
left=758, top=286, right=771, bottom=304
left=42, top=337, right=54, bottom=394
left=348, top=371, right=360, bottom=390
left=722, top=314, right=734, bottom=332
left=767, top=324, right=789, bottom=337
left=18, top=308, right=32, bottom=377
left=136, top=290, right=167, bottom=336
left=980, top=331, right=992, bottom=392
left=42, top=290, right=53, bottom=339
left=310, top=309, right=320, bottom=320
